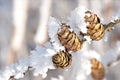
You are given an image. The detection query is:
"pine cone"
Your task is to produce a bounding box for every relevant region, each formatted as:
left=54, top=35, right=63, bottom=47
left=87, top=23, right=105, bottom=40
left=84, top=11, right=105, bottom=41
left=57, top=23, right=82, bottom=52
left=90, top=58, right=105, bottom=80
left=52, top=51, right=72, bottom=68
left=84, top=11, right=100, bottom=24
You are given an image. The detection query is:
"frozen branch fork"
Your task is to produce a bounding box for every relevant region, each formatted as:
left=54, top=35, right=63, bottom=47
left=0, top=6, right=120, bottom=80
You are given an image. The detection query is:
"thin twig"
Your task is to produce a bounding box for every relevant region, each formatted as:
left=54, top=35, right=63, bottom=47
left=104, top=19, right=120, bottom=31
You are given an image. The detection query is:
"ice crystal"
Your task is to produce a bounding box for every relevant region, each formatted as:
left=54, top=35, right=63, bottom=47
left=68, top=6, right=87, bottom=34
left=0, top=58, right=29, bottom=80
left=30, top=43, right=56, bottom=78
left=68, top=6, right=92, bottom=42
left=47, top=17, right=65, bottom=52
left=0, top=43, right=56, bottom=79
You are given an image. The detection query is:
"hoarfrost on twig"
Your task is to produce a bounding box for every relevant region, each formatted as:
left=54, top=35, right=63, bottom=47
left=0, top=43, right=56, bottom=79
left=68, top=6, right=92, bottom=42
left=68, top=6, right=87, bottom=34
left=0, top=58, right=29, bottom=80
left=30, top=43, right=56, bottom=78
left=47, top=17, right=65, bottom=52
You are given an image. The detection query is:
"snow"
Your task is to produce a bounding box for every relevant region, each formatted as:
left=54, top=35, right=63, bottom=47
left=47, top=17, right=65, bottom=52
left=0, top=43, right=56, bottom=79
left=68, top=6, right=92, bottom=42
left=0, top=58, right=29, bottom=80
left=29, top=44, right=56, bottom=78
left=0, top=6, right=120, bottom=80
left=111, top=16, right=119, bottom=23
left=68, top=6, right=87, bottom=35
left=14, top=58, right=29, bottom=79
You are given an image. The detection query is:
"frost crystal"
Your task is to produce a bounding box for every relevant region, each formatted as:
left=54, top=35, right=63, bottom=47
left=0, top=43, right=56, bottom=79
left=30, top=44, right=56, bottom=78
left=68, top=6, right=87, bottom=35
left=84, top=36, right=92, bottom=44
left=111, top=16, right=119, bottom=22
left=0, top=58, right=29, bottom=80
left=47, top=17, right=65, bottom=52
left=14, top=58, right=29, bottom=79
left=68, top=6, right=92, bottom=42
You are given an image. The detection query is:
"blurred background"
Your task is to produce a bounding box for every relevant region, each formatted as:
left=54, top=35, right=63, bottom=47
left=0, top=0, right=120, bottom=80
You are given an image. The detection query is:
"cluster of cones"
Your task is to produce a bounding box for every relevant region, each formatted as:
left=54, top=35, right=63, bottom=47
left=51, top=10, right=120, bottom=80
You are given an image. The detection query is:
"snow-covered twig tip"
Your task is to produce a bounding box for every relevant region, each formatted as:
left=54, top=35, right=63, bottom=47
left=104, top=18, right=120, bottom=31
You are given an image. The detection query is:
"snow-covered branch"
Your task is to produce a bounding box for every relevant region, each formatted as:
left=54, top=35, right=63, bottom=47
left=104, top=18, right=120, bottom=31
left=0, top=43, right=56, bottom=80
left=0, top=6, right=120, bottom=80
